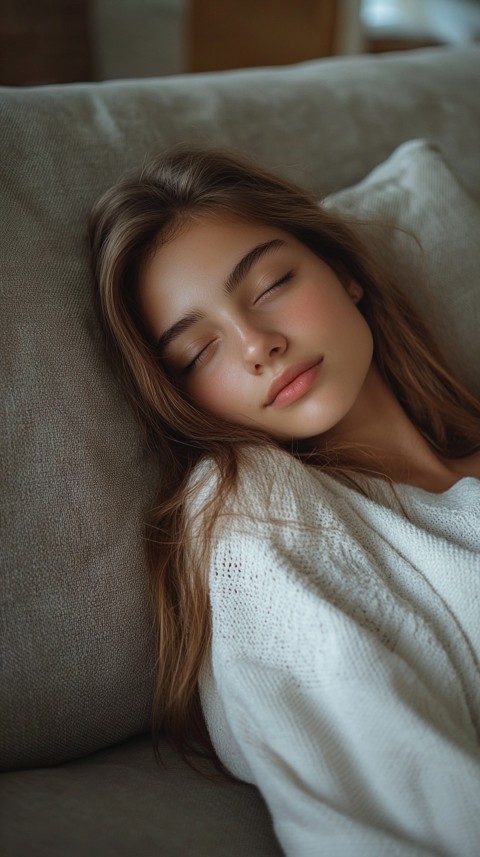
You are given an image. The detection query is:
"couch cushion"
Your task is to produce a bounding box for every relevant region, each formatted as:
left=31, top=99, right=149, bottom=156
left=0, top=733, right=282, bottom=857
left=1, top=47, right=480, bottom=771
left=325, top=138, right=480, bottom=398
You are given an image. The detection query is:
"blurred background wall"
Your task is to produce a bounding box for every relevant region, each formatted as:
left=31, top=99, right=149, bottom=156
left=1, top=0, right=480, bottom=86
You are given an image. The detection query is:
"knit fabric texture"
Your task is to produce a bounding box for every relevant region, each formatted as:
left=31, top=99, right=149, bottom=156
left=192, top=448, right=480, bottom=857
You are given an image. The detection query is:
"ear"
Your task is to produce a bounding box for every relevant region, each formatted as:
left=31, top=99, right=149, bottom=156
left=346, top=280, right=364, bottom=303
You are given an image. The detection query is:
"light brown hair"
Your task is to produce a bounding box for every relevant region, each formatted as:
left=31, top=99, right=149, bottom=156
left=89, top=145, right=480, bottom=777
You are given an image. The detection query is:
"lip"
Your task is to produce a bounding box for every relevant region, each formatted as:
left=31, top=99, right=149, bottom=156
left=265, top=358, right=323, bottom=407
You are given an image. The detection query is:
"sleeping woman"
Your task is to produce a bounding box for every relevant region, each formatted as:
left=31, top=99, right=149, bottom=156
left=89, top=146, right=480, bottom=857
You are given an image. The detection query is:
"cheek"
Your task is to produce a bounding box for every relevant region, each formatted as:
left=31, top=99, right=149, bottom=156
left=282, top=289, right=335, bottom=334
left=185, top=360, right=244, bottom=416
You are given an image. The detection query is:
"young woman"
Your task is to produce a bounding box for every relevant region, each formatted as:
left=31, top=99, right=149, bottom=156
left=89, top=146, right=480, bottom=856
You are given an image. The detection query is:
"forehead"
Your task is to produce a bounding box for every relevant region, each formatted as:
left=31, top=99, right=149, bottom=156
left=137, top=215, right=296, bottom=332
left=145, top=215, right=291, bottom=288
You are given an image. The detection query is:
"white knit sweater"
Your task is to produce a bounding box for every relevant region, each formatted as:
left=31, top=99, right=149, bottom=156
left=190, top=448, right=480, bottom=857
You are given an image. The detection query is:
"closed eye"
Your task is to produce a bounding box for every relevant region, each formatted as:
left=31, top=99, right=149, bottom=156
left=181, top=270, right=294, bottom=374
left=256, top=270, right=294, bottom=303
left=182, top=339, right=217, bottom=374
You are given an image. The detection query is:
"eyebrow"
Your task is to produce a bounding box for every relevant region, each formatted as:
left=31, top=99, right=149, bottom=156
left=156, top=238, right=286, bottom=354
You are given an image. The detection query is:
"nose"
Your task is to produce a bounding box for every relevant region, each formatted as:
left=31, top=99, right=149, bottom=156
left=240, top=323, right=287, bottom=373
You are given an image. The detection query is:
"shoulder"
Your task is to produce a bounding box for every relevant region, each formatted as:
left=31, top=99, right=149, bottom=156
left=187, top=445, right=341, bottom=534
left=185, top=449, right=371, bottom=596
left=200, top=451, right=411, bottom=669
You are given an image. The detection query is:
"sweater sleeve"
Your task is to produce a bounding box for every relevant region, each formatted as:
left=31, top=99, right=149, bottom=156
left=200, top=453, right=480, bottom=857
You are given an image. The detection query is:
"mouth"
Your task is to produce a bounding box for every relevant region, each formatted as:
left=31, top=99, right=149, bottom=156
left=265, top=358, right=323, bottom=408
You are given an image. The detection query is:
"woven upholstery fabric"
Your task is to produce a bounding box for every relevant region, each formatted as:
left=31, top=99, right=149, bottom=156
left=325, top=139, right=480, bottom=398
left=1, top=189, right=158, bottom=767
left=0, top=733, right=282, bottom=857
left=1, top=46, right=480, bottom=772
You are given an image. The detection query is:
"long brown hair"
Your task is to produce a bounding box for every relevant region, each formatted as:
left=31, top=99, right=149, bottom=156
left=89, top=145, right=480, bottom=777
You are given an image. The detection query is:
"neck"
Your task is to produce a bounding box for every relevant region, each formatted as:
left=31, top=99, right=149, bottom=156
left=314, top=362, right=471, bottom=493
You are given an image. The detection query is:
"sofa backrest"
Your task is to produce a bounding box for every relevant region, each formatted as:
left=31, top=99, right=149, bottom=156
left=1, top=45, right=480, bottom=771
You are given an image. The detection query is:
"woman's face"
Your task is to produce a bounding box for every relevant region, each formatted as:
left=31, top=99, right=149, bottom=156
left=137, top=216, right=374, bottom=442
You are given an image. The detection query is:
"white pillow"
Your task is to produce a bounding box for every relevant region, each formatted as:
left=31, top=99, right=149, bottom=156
left=324, top=139, right=480, bottom=398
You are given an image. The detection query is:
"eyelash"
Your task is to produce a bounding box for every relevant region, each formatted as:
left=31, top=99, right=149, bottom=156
left=182, top=270, right=294, bottom=373
left=182, top=342, right=214, bottom=374
left=256, top=269, right=294, bottom=302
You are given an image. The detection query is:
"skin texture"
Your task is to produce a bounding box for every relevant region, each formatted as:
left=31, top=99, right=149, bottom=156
left=138, top=216, right=372, bottom=442
left=138, top=215, right=480, bottom=492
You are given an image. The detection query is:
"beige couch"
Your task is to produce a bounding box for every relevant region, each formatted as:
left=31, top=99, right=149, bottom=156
left=1, top=45, right=480, bottom=856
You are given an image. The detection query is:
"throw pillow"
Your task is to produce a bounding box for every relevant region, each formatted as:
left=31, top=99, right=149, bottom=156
left=324, top=138, right=480, bottom=398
